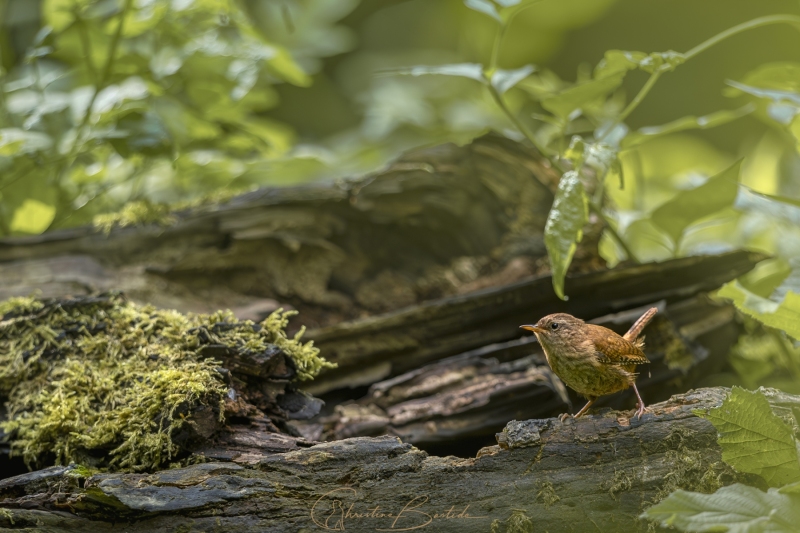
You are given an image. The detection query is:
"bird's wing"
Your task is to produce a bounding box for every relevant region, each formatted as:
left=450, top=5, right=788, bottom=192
left=589, top=326, right=650, bottom=365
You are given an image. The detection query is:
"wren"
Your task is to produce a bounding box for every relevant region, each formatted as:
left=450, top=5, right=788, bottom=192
left=521, top=307, right=658, bottom=420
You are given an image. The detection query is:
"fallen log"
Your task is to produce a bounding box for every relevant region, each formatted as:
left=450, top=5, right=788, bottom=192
left=300, top=295, right=739, bottom=455
left=305, top=250, right=762, bottom=395
left=1, top=387, right=789, bottom=532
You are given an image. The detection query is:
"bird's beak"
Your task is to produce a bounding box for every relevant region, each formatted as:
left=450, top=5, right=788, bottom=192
left=520, top=325, right=545, bottom=334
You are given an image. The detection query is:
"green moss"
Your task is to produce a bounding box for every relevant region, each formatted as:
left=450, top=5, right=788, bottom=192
left=0, top=296, right=43, bottom=317
left=0, top=508, right=15, bottom=525
left=93, top=200, right=177, bottom=234
left=490, top=509, right=534, bottom=533
left=92, top=189, right=246, bottom=235
left=603, top=469, right=633, bottom=500
left=0, top=294, right=334, bottom=472
left=647, top=427, right=739, bottom=507
left=535, top=480, right=560, bottom=507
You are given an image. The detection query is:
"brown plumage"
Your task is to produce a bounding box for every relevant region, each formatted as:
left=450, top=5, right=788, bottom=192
left=521, top=308, right=657, bottom=420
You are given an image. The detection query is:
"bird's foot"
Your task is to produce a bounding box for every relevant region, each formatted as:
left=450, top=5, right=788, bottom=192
left=634, top=402, right=648, bottom=420
left=558, top=412, right=573, bottom=423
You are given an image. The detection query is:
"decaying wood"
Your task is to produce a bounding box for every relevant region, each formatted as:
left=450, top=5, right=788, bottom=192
left=305, top=250, right=762, bottom=395
left=0, top=134, right=579, bottom=328
left=2, top=387, right=792, bottom=532
left=299, top=296, right=738, bottom=451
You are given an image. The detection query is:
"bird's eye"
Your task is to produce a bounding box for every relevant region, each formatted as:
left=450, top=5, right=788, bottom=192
left=550, top=322, right=559, bottom=330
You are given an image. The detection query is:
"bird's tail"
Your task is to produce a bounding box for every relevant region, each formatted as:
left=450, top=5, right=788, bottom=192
left=624, top=307, right=658, bottom=342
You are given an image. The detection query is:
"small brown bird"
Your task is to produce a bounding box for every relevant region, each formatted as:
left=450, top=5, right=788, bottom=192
left=521, top=308, right=658, bottom=420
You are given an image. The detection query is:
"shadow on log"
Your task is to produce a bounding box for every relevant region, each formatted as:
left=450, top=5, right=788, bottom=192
left=1, top=387, right=791, bottom=532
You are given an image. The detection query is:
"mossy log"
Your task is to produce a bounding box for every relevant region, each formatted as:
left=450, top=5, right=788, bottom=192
left=2, top=387, right=796, bottom=533
left=0, top=294, right=330, bottom=477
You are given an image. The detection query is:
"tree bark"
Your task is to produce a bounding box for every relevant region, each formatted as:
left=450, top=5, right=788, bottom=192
left=303, top=295, right=739, bottom=453
left=1, top=387, right=793, bottom=533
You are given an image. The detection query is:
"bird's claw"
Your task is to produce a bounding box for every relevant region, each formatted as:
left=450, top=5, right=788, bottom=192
left=559, top=413, right=573, bottom=423
left=634, top=402, right=648, bottom=420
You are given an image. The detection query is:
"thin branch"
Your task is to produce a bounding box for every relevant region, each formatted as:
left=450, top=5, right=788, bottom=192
left=588, top=202, right=640, bottom=264
left=76, top=18, right=98, bottom=84
left=489, top=23, right=507, bottom=72
left=617, top=71, right=662, bottom=124
left=684, top=14, right=800, bottom=60
left=487, top=83, right=565, bottom=175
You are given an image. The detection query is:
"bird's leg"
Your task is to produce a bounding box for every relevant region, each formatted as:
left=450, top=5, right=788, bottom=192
left=632, top=383, right=647, bottom=419
left=573, top=397, right=597, bottom=419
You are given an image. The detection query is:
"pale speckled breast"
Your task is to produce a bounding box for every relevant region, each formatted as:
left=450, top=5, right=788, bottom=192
left=539, top=336, right=635, bottom=398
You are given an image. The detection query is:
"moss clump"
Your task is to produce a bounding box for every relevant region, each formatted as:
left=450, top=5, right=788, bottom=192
left=93, top=200, right=177, bottom=234
left=535, top=480, right=560, bottom=507
left=646, top=427, right=740, bottom=507
left=0, top=294, right=333, bottom=472
left=490, top=509, right=534, bottom=533
left=603, top=469, right=633, bottom=500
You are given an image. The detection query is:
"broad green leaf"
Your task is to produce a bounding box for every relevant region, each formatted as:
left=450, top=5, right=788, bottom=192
left=491, top=65, right=536, bottom=95
left=541, top=74, right=624, bottom=120
left=391, top=63, right=486, bottom=83
left=717, top=281, right=800, bottom=341
left=10, top=200, right=57, bottom=235
left=642, top=482, right=800, bottom=533
left=623, top=106, right=754, bottom=148
left=735, top=184, right=800, bottom=226
left=650, top=159, right=741, bottom=245
left=696, top=387, right=800, bottom=486
left=727, top=80, right=800, bottom=113
left=464, top=0, right=501, bottom=22
left=737, top=258, right=792, bottom=298
left=726, top=62, right=800, bottom=100
left=725, top=63, right=800, bottom=147
left=544, top=171, right=588, bottom=300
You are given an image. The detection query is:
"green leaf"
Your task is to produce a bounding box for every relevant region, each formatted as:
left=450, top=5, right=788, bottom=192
left=717, top=282, right=800, bottom=341
left=541, top=74, right=624, bottom=120
left=735, top=185, right=800, bottom=226
left=594, top=50, right=648, bottom=78
left=642, top=482, right=800, bottom=533
left=390, top=63, right=486, bottom=83
left=464, top=0, right=501, bottom=22
left=623, top=106, right=754, bottom=148
left=544, top=171, right=588, bottom=300
left=595, top=49, right=685, bottom=77
left=10, top=199, right=57, bottom=235
left=650, top=159, right=742, bottom=246
left=491, top=65, right=536, bottom=95
left=696, top=387, right=800, bottom=486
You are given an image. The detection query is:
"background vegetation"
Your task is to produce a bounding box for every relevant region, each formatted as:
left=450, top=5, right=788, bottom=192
left=2, top=0, right=800, bottom=529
